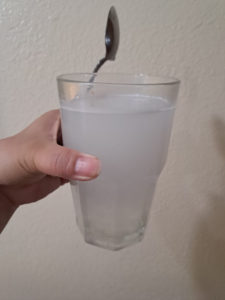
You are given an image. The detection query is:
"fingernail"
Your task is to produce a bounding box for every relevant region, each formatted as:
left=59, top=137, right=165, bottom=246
left=73, top=155, right=101, bottom=180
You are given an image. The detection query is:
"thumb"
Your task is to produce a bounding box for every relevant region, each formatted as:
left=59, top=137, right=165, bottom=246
left=34, top=143, right=101, bottom=181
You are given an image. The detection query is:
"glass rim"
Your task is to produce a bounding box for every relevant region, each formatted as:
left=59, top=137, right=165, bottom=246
left=57, top=72, right=180, bottom=86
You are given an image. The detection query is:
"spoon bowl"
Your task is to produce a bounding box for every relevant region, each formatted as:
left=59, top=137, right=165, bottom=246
left=91, top=6, right=120, bottom=76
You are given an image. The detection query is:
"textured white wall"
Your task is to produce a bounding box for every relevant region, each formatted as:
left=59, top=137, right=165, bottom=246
left=0, top=0, right=225, bottom=299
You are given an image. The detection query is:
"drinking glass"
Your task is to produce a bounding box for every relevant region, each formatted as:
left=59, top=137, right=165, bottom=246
left=57, top=73, right=180, bottom=250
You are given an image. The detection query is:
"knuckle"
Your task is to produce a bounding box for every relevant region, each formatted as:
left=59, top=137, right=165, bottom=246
left=52, top=148, right=77, bottom=178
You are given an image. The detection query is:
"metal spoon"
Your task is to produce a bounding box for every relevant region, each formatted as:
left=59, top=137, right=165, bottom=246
left=89, top=6, right=120, bottom=83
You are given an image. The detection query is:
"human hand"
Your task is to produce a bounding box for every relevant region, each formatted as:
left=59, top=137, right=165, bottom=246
left=0, top=110, right=100, bottom=232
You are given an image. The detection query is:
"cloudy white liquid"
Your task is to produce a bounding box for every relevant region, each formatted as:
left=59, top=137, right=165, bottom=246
left=60, top=94, right=175, bottom=247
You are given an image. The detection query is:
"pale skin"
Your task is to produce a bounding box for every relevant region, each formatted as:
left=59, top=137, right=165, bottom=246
left=0, top=110, right=101, bottom=233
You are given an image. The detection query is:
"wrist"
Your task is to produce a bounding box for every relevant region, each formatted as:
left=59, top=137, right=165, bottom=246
left=0, top=191, right=18, bottom=234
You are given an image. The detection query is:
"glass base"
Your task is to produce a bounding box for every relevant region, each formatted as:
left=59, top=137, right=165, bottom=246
left=81, top=226, right=146, bottom=251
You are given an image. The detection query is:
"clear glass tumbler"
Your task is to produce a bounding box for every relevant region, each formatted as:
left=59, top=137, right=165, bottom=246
left=57, top=73, right=180, bottom=250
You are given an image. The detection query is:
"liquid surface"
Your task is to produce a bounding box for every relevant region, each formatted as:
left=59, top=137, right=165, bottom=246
left=61, top=94, right=174, bottom=114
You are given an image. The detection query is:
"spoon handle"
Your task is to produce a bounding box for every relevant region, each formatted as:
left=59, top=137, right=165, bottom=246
left=93, top=57, right=107, bottom=73
left=88, top=57, right=107, bottom=87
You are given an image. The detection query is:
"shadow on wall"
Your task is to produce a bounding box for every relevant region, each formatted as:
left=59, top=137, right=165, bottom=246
left=191, top=117, right=225, bottom=300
